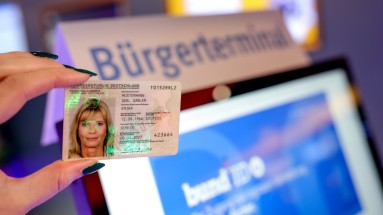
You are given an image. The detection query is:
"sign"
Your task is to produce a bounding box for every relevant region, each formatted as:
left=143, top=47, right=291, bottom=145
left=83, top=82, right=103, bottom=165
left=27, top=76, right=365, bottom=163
left=42, top=11, right=310, bottom=145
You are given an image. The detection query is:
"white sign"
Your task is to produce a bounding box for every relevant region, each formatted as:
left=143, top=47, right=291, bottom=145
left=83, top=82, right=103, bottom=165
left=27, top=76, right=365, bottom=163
left=42, top=11, right=310, bottom=145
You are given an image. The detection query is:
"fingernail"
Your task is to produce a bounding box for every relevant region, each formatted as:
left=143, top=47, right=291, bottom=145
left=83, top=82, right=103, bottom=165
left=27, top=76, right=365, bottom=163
left=82, top=162, right=105, bottom=175
left=30, top=51, right=58, bottom=60
left=64, top=64, right=97, bottom=76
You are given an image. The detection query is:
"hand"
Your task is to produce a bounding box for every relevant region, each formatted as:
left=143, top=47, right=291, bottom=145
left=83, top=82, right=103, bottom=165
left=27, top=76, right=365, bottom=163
left=0, top=52, right=103, bottom=214
left=0, top=51, right=93, bottom=123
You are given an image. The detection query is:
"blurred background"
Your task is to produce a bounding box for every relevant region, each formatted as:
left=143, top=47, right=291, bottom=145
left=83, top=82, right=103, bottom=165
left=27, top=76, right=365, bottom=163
left=0, top=0, right=383, bottom=214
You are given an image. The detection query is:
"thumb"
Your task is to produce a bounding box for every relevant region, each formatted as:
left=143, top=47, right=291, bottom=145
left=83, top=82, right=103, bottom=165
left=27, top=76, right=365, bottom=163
left=7, top=159, right=104, bottom=214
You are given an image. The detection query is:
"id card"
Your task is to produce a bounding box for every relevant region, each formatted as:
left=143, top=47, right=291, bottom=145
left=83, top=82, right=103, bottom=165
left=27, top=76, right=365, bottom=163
left=62, top=81, right=181, bottom=160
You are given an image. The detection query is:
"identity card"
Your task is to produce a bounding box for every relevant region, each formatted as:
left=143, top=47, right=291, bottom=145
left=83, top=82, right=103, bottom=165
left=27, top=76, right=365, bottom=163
left=62, top=81, right=181, bottom=160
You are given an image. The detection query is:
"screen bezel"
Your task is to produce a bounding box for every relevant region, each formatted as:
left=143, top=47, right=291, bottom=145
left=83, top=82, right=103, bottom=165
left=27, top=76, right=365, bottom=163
left=81, top=58, right=383, bottom=214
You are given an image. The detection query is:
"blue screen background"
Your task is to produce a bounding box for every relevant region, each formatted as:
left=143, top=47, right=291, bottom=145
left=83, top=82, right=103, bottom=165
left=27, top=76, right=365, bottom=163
left=150, top=93, right=361, bottom=215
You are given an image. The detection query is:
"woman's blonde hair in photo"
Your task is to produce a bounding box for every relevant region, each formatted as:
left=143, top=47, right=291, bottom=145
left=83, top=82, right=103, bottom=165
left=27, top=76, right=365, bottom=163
left=68, top=98, right=115, bottom=158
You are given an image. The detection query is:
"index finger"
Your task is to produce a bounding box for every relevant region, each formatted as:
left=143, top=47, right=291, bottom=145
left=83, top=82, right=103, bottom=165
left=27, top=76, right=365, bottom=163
left=0, top=67, right=92, bottom=124
left=0, top=52, right=63, bottom=78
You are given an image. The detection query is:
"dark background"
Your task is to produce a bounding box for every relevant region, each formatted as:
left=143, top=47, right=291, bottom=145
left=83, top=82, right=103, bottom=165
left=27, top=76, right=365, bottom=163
left=1, top=0, right=382, bottom=214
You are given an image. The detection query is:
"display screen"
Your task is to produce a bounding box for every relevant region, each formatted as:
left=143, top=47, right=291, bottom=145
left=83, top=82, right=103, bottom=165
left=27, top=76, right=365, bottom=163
left=165, top=0, right=320, bottom=50
left=96, top=59, right=383, bottom=214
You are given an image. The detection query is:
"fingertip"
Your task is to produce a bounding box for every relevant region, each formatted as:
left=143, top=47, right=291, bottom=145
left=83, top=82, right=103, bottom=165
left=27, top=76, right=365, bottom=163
left=55, top=67, right=93, bottom=87
left=82, top=162, right=105, bottom=175
left=63, top=64, right=98, bottom=76
left=30, top=51, right=59, bottom=60
left=61, top=159, right=100, bottom=177
left=61, top=159, right=98, bottom=170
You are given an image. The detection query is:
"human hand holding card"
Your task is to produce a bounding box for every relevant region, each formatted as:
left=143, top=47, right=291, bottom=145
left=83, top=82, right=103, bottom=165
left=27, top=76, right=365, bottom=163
left=62, top=81, right=181, bottom=160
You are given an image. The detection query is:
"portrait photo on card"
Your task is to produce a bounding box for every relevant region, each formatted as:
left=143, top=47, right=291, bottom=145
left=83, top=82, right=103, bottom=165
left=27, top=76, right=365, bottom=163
left=64, top=93, right=117, bottom=159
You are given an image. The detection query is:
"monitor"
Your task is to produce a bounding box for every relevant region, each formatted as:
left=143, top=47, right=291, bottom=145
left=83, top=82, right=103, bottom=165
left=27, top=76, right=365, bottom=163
left=85, top=58, right=383, bottom=214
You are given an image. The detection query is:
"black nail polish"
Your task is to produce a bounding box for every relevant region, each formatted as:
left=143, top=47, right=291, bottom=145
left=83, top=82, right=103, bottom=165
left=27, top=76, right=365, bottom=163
left=64, top=64, right=98, bottom=76
left=30, top=51, right=58, bottom=60
left=82, top=162, right=105, bottom=175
